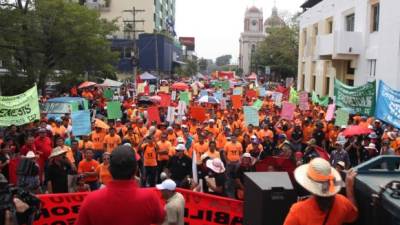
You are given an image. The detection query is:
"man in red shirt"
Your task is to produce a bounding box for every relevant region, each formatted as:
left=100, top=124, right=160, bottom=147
left=34, top=129, right=53, bottom=181
left=76, top=145, right=165, bottom=225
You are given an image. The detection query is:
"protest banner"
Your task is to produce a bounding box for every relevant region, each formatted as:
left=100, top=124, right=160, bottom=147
left=180, top=92, right=190, bottom=105
left=167, top=106, right=175, bottom=123
left=106, top=101, right=122, bottom=120
left=376, top=81, right=400, bottom=128
left=35, top=189, right=243, bottom=225
left=289, top=87, right=299, bottom=105
left=233, top=87, right=243, bottom=95
left=159, top=86, right=169, bottom=93
left=103, top=89, right=113, bottom=100
left=171, top=91, right=177, bottom=101
left=144, top=85, right=150, bottom=95
left=190, top=106, right=206, bottom=122
left=334, top=79, right=376, bottom=116
left=244, top=106, right=259, bottom=126
left=246, top=90, right=257, bottom=98
left=311, top=92, right=329, bottom=107
left=335, top=109, right=350, bottom=127
left=221, top=81, right=230, bottom=90
left=252, top=99, right=263, bottom=111
left=137, top=83, right=146, bottom=94
left=325, top=104, right=336, bottom=121
left=299, top=91, right=309, bottom=111
left=149, top=85, right=156, bottom=93
left=272, top=92, right=283, bottom=107
left=147, top=106, right=161, bottom=124
left=231, top=95, right=242, bottom=109
left=214, top=91, right=223, bottom=101
left=281, top=102, right=296, bottom=121
left=160, top=94, right=171, bottom=107
left=0, top=85, right=40, bottom=126
left=71, top=110, right=91, bottom=136
left=220, top=98, right=227, bottom=110
left=199, top=90, right=208, bottom=97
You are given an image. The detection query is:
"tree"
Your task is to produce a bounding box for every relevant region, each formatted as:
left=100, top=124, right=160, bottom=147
left=0, top=0, right=118, bottom=94
left=215, top=55, right=232, bottom=67
left=184, top=58, right=198, bottom=77
left=254, top=13, right=299, bottom=79
left=198, top=58, right=208, bottom=74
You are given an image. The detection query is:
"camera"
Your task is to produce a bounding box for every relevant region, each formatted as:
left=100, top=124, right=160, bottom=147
left=0, top=182, right=41, bottom=225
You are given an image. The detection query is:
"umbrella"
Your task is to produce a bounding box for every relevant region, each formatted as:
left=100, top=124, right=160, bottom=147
left=342, top=125, right=372, bottom=137
left=149, top=96, right=161, bottom=103
left=78, top=81, right=96, bottom=89
left=172, top=82, right=189, bottom=90
left=198, top=96, right=220, bottom=104
left=94, top=119, right=109, bottom=129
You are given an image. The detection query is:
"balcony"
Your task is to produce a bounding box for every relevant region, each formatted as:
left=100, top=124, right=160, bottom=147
left=84, top=1, right=110, bottom=12
left=316, top=31, right=362, bottom=59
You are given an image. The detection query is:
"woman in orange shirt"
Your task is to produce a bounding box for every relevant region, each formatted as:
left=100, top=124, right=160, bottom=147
left=96, top=152, right=112, bottom=186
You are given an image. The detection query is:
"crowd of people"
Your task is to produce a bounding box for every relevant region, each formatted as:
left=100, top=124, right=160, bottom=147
left=0, top=78, right=399, bottom=203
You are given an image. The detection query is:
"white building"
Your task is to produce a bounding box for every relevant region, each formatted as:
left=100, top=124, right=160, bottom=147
left=239, top=7, right=265, bottom=76
left=297, top=0, right=400, bottom=96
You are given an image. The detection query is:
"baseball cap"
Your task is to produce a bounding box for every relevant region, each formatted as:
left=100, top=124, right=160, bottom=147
left=176, top=144, right=186, bottom=151
left=156, top=179, right=176, bottom=191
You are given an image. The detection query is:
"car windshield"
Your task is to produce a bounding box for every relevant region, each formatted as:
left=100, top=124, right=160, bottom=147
left=41, top=102, right=71, bottom=114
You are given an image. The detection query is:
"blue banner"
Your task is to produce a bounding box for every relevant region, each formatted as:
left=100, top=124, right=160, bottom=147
left=72, top=110, right=91, bottom=136
left=213, top=91, right=223, bottom=101
left=259, top=88, right=266, bottom=97
left=244, top=106, right=259, bottom=127
left=199, top=90, right=208, bottom=98
left=376, top=81, right=400, bottom=128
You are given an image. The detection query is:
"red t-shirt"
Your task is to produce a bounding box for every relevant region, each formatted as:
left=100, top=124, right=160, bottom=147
left=76, top=180, right=165, bottom=225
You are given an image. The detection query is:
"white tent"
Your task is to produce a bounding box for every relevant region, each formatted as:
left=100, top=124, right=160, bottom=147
left=140, top=72, right=157, bottom=80
left=99, top=78, right=123, bottom=87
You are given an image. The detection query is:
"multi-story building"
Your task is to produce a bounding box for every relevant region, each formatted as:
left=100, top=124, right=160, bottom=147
left=298, top=0, right=400, bottom=96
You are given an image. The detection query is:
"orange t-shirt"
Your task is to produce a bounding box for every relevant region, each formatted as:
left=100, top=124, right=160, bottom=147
left=283, top=194, right=358, bottom=225
left=78, top=140, right=94, bottom=150
left=142, top=144, right=157, bottom=167
left=78, top=159, right=100, bottom=183
left=62, top=146, right=75, bottom=164
left=103, top=135, right=122, bottom=153
left=123, top=134, right=140, bottom=147
left=91, top=131, right=105, bottom=151
left=216, top=133, right=228, bottom=150
left=224, top=141, right=243, bottom=162
left=96, top=163, right=112, bottom=185
left=258, top=129, right=274, bottom=140
left=303, top=125, right=314, bottom=143
left=157, top=140, right=173, bottom=161
left=246, top=144, right=263, bottom=154
left=52, top=126, right=66, bottom=138
left=191, top=142, right=209, bottom=164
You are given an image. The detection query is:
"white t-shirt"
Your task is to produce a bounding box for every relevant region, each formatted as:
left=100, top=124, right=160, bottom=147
left=162, top=192, right=185, bottom=225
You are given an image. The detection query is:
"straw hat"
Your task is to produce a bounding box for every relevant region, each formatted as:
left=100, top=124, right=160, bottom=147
left=49, top=147, right=68, bottom=158
left=206, top=158, right=226, bottom=174
left=365, top=143, right=377, bottom=150
left=294, top=158, right=343, bottom=197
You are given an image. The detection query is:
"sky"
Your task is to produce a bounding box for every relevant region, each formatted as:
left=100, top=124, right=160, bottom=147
left=175, top=0, right=305, bottom=63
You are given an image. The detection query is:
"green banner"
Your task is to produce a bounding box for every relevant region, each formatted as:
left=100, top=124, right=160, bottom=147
left=103, top=89, right=113, bottom=100
left=0, top=85, right=40, bottom=126
left=334, top=79, right=376, bottom=116
left=179, top=92, right=190, bottom=105
left=252, top=99, right=263, bottom=111
left=106, top=101, right=122, bottom=120
left=289, top=87, right=299, bottom=105
left=312, top=92, right=329, bottom=107
left=334, top=109, right=350, bottom=127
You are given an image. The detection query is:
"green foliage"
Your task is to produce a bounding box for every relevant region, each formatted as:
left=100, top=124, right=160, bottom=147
left=215, top=55, right=232, bottom=67
left=198, top=58, right=208, bottom=74
left=0, top=0, right=118, bottom=94
left=254, top=14, right=299, bottom=78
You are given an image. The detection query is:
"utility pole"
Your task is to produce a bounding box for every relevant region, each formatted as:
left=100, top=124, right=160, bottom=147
left=123, top=7, right=145, bottom=81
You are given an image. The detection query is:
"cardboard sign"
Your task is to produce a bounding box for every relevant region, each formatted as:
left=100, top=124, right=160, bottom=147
left=190, top=106, right=206, bottom=122
left=246, top=90, right=257, bottom=98
left=220, top=98, right=227, bottom=110
left=199, top=90, right=208, bottom=97
left=244, top=106, right=259, bottom=127
left=281, top=102, right=296, bottom=121
left=35, top=189, right=243, bottom=225
left=179, top=92, right=190, bottom=105
left=177, top=101, right=187, bottom=115
left=233, top=87, right=243, bottom=95
left=106, top=101, right=122, bottom=120
left=335, top=109, right=350, bottom=127
left=159, top=86, right=169, bottom=93
left=71, top=110, right=91, bottom=136
left=167, top=106, right=175, bottom=123
left=231, top=95, right=242, bottom=109
left=103, top=89, right=113, bottom=100
left=147, top=106, right=161, bottom=124
left=214, top=91, right=223, bottom=101
left=137, top=83, right=146, bottom=94
left=299, top=91, right=309, bottom=111
left=272, top=92, right=283, bottom=107
left=325, top=104, right=336, bottom=121
left=160, top=94, right=171, bottom=107
left=259, top=88, right=267, bottom=97
left=252, top=99, right=263, bottom=111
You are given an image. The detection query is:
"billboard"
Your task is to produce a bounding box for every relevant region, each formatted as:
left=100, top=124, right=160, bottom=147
left=179, top=37, right=195, bottom=51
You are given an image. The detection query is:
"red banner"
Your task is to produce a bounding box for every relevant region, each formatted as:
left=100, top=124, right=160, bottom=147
left=34, top=189, right=243, bottom=225
left=147, top=106, right=161, bottom=124
left=218, top=71, right=234, bottom=79
left=160, top=94, right=171, bottom=107
left=190, top=106, right=206, bottom=122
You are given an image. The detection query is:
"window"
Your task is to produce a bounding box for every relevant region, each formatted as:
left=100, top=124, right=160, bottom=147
left=328, top=20, right=333, bottom=33
left=301, top=74, right=305, bottom=91
left=251, top=44, right=256, bottom=53
left=312, top=75, right=316, bottom=91
left=325, top=77, right=330, bottom=95
left=124, top=47, right=132, bottom=58
left=153, top=13, right=156, bottom=23
left=303, top=29, right=307, bottom=47
left=314, top=25, right=318, bottom=36
left=346, top=13, right=355, bottom=31
left=347, top=61, right=355, bottom=74
left=369, top=59, right=377, bottom=77
left=347, top=79, right=354, bottom=86
left=371, top=3, right=380, bottom=32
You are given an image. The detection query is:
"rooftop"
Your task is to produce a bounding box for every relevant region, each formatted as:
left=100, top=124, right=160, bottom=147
left=300, top=0, right=323, bottom=10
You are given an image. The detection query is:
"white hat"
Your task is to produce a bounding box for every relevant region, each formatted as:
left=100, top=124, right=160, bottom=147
left=181, top=124, right=188, bottom=129
left=242, top=153, right=252, bottom=158
left=340, top=125, right=347, bottom=129
left=208, top=119, right=215, bottom=123
left=156, top=179, right=176, bottom=191
left=368, top=125, right=374, bottom=130
left=26, top=151, right=36, bottom=159
left=49, top=147, right=68, bottom=158
left=251, top=135, right=257, bottom=139
left=294, top=158, right=343, bottom=197
left=167, top=126, right=173, bottom=130
left=177, top=137, right=185, bottom=143
left=206, top=158, right=226, bottom=173
left=182, top=116, right=187, bottom=120
left=337, top=161, right=346, bottom=169
left=176, top=144, right=186, bottom=151
left=365, top=143, right=377, bottom=149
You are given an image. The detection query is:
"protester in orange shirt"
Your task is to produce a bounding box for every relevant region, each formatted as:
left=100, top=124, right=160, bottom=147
left=246, top=136, right=263, bottom=160
left=205, top=119, right=220, bottom=138
left=283, top=158, right=358, bottom=225
left=139, top=136, right=159, bottom=187
left=91, top=127, right=106, bottom=161
left=157, top=133, right=173, bottom=177
left=78, top=149, right=100, bottom=191
left=203, top=140, right=220, bottom=159
left=103, top=128, right=122, bottom=153
left=52, top=119, right=67, bottom=138
left=55, top=137, right=75, bottom=167
left=191, top=135, right=209, bottom=164
left=96, top=152, right=112, bottom=186
left=123, top=127, right=140, bottom=148
left=79, top=135, right=94, bottom=150
left=216, top=128, right=230, bottom=151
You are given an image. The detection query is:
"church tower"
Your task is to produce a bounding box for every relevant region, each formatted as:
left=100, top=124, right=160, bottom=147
left=239, top=6, right=265, bottom=76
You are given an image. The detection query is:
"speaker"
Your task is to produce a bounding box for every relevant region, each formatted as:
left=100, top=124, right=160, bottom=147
left=244, top=172, right=296, bottom=225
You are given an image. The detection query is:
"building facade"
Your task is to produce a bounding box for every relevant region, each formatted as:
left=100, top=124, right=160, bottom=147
left=239, top=7, right=266, bottom=76
left=298, top=0, right=400, bottom=96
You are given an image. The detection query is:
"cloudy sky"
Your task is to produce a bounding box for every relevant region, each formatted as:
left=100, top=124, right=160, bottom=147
left=175, top=0, right=305, bottom=62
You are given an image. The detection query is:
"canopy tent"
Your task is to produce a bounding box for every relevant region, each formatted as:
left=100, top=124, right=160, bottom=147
left=140, top=72, right=157, bottom=80
left=98, top=79, right=123, bottom=87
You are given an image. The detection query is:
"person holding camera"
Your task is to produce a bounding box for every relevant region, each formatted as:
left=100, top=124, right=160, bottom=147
left=47, top=147, right=75, bottom=193
left=16, top=151, right=40, bottom=194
